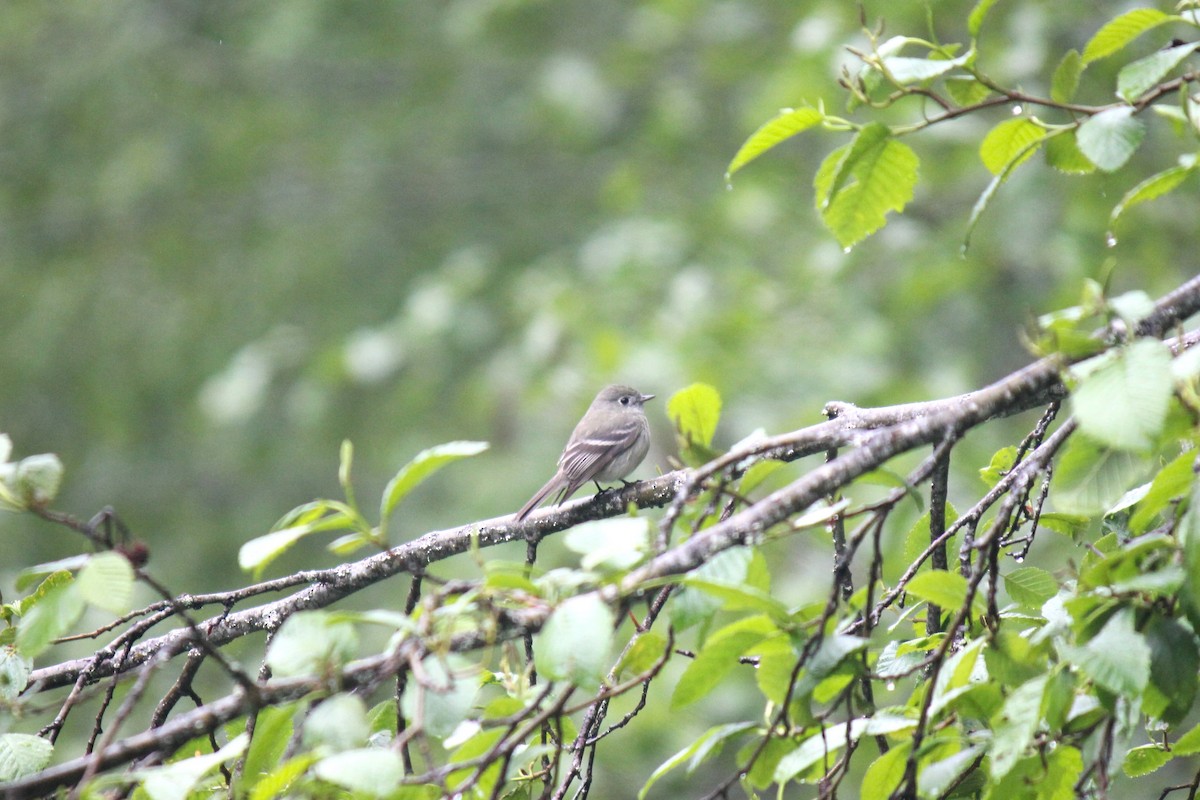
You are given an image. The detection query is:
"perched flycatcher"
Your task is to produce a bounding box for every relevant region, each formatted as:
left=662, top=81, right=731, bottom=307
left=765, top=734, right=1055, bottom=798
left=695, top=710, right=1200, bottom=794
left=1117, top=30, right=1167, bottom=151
left=515, top=384, right=654, bottom=521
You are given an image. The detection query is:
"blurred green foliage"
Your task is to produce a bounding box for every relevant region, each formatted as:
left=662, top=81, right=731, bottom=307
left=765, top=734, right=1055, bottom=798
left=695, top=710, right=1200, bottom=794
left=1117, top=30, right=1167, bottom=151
left=1, top=3, right=1197, bottom=791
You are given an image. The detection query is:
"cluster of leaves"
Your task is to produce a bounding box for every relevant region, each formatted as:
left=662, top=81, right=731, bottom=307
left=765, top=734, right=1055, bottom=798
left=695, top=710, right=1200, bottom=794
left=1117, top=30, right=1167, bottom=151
left=728, top=3, right=1200, bottom=249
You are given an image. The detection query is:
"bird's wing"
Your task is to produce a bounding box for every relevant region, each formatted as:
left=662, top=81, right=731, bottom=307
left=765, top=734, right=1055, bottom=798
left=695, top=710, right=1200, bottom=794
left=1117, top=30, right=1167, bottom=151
left=557, top=416, right=644, bottom=488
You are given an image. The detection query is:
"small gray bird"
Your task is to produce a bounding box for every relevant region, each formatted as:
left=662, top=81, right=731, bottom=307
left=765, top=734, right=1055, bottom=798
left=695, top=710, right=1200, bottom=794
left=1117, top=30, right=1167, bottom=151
left=515, top=385, right=654, bottom=521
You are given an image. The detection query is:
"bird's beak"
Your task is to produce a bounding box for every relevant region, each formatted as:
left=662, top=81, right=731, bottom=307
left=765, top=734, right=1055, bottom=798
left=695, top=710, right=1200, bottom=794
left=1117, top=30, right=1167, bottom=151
left=640, top=393, right=655, bottom=402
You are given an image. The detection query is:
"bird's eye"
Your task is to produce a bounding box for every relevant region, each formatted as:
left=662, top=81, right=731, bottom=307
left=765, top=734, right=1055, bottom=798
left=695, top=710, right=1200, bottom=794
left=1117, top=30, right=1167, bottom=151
left=620, top=396, right=630, bottom=405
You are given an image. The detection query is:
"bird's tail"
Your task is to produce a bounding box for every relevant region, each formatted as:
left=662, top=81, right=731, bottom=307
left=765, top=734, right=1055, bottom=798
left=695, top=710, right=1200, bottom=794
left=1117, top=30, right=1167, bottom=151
left=515, top=475, right=564, bottom=522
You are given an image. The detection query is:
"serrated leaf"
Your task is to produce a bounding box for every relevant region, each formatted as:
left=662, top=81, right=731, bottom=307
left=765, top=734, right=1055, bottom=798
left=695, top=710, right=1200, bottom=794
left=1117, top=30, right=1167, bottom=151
left=1071, top=339, right=1174, bottom=451
left=921, top=745, right=986, bottom=797
left=1109, top=162, right=1195, bottom=232
left=535, top=594, right=614, bottom=688
left=1044, top=130, right=1096, bottom=174
left=1004, top=566, right=1059, bottom=609
left=1122, top=744, right=1171, bottom=777
left=638, top=722, right=756, bottom=800
left=667, top=383, right=722, bottom=449
left=14, top=454, right=63, bottom=508
left=1052, top=50, right=1083, bottom=104
left=814, top=124, right=918, bottom=249
left=1077, top=106, right=1146, bottom=172
left=1118, top=41, right=1200, bottom=101
left=980, top=446, right=1018, bottom=487
left=990, top=674, right=1049, bottom=779
left=945, top=76, right=992, bottom=106
left=1059, top=609, right=1150, bottom=695
left=980, top=118, right=1046, bottom=175
left=1143, top=615, right=1199, bottom=723
left=1082, top=9, right=1173, bottom=64
left=241, top=705, right=296, bottom=795
left=313, top=749, right=405, bottom=797
left=76, top=552, right=135, bottom=615
left=905, top=570, right=973, bottom=613
left=1052, top=435, right=1151, bottom=515
left=727, top=107, right=824, bottom=180
left=0, top=734, right=53, bottom=782
left=672, top=623, right=772, bottom=709
left=617, top=631, right=669, bottom=678
left=381, top=440, right=488, bottom=521
left=1175, top=721, right=1200, bottom=755
left=248, top=755, right=316, bottom=800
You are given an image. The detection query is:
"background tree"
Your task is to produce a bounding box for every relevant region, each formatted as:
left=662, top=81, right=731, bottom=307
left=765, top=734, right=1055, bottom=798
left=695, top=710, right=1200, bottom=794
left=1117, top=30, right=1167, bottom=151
left=2, top=1, right=1200, bottom=798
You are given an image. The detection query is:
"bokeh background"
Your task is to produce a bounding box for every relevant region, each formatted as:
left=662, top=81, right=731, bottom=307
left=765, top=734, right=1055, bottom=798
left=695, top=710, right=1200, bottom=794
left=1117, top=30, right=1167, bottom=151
left=2, top=1, right=1196, bottom=795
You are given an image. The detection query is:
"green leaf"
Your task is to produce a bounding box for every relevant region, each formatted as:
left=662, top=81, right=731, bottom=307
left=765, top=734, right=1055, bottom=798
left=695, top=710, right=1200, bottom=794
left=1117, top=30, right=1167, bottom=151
left=1076, top=106, right=1146, bottom=172
left=303, top=694, right=369, bottom=752
left=240, top=705, right=295, bottom=794
left=1051, top=50, right=1082, bottom=104
left=535, top=594, right=615, bottom=688
left=1004, top=566, right=1058, bottom=609
left=313, top=748, right=405, bottom=797
left=881, top=52, right=970, bottom=84
left=265, top=611, right=358, bottom=678
left=963, top=134, right=1044, bottom=253
left=1174, top=721, right=1200, bottom=755
left=684, top=578, right=791, bottom=622
left=400, top=654, right=481, bottom=738
left=795, top=634, right=868, bottom=698
left=1058, top=608, right=1150, bottom=695
left=138, top=734, right=248, bottom=800
left=670, top=547, right=753, bottom=630
left=860, top=741, right=911, bottom=799
left=979, top=118, right=1045, bottom=176
left=1122, top=743, right=1172, bottom=777
left=727, top=107, right=824, bottom=180
left=248, top=755, right=316, bottom=800
left=380, top=440, right=489, bottom=522
left=1118, top=41, right=1200, bottom=101
left=0, top=646, right=31, bottom=702
left=1109, top=161, right=1195, bottom=233
left=1130, top=449, right=1196, bottom=532
left=1071, top=339, right=1174, bottom=451
left=1044, top=130, right=1096, bottom=175
left=1143, top=615, right=1199, bottom=723
left=617, top=631, right=669, bottom=678
left=1052, top=435, right=1151, bottom=515
left=563, top=516, right=651, bottom=572
left=968, top=0, right=1000, bottom=37
left=76, top=552, right=135, bottom=615
left=814, top=123, right=918, bottom=249
left=1082, top=9, right=1173, bottom=64
left=979, top=446, right=1018, bottom=488
left=238, top=526, right=319, bottom=577
left=989, top=674, right=1049, bottom=779
left=0, top=733, right=53, bottom=782
left=15, top=580, right=84, bottom=659
left=667, top=383, right=722, bottom=450
left=13, top=454, right=63, bottom=507
left=638, top=722, right=756, bottom=800
left=672, top=621, right=773, bottom=709
left=905, top=570, right=973, bottom=613
left=921, top=745, right=985, bottom=797
left=945, top=76, right=992, bottom=106
left=774, top=714, right=915, bottom=783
